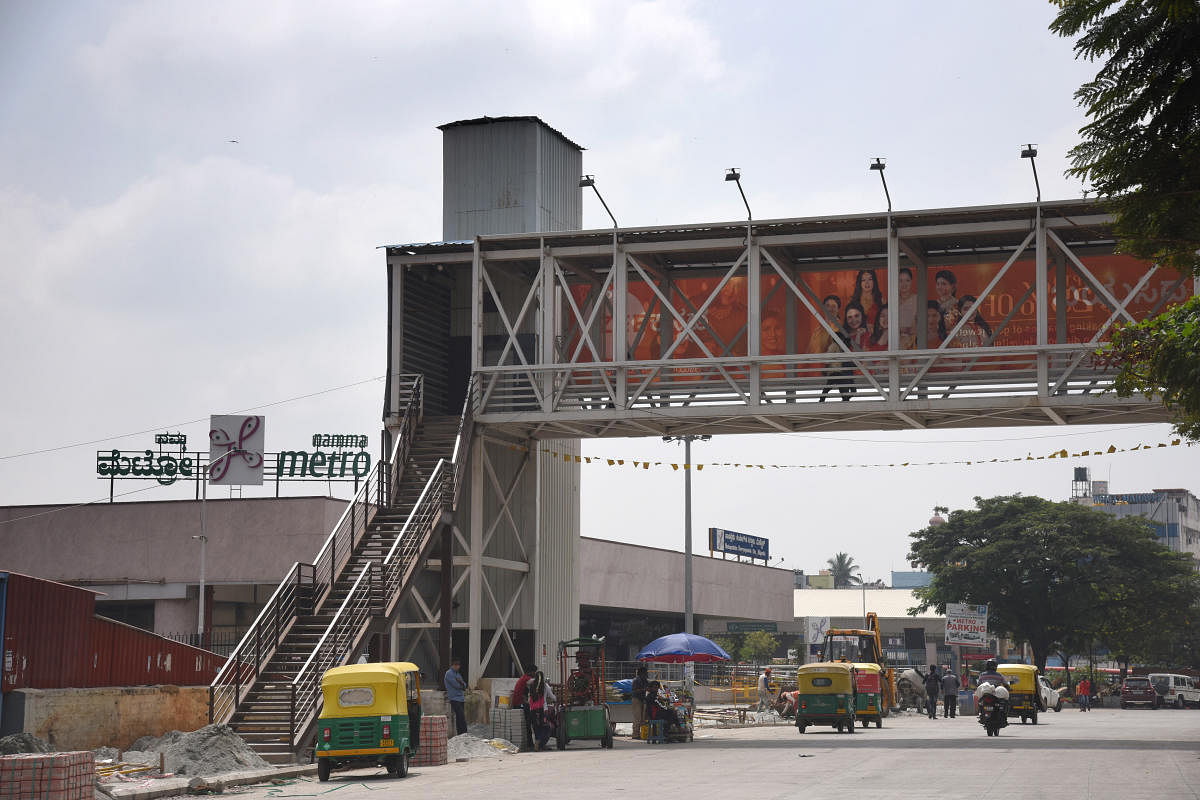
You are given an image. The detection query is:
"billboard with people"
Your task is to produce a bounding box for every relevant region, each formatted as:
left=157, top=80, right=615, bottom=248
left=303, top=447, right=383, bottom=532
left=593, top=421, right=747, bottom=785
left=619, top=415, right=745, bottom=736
left=563, top=254, right=1189, bottom=370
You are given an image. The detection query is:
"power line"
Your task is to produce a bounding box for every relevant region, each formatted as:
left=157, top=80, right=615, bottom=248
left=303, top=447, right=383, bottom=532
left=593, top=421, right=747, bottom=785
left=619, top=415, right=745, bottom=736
left=0, top=374, right=386, bottom=461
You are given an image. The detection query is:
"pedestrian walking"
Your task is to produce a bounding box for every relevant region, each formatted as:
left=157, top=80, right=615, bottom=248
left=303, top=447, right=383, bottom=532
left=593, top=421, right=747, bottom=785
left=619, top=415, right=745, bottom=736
left=444, top=657, right=468, bottom=735
left=757, top=667, right=773, bottom=712
left=922, top=665, right=941, bottom=719
left=631, top=665, right=649, bottom=739
left=941, top=668, right=960, bottom=718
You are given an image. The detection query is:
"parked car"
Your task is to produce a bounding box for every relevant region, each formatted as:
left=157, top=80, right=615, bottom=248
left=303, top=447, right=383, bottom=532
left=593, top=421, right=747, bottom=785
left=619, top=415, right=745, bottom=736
left=1038, top=675, right=1062, bottom=712
left=1148, top=673, right=1200, bottom=708
left=1121, top=676, right=1160, bottom=709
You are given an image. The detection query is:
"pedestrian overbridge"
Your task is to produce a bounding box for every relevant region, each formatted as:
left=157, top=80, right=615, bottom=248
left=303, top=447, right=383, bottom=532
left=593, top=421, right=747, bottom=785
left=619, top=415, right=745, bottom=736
left=384, top=199, right=1192, bottom=438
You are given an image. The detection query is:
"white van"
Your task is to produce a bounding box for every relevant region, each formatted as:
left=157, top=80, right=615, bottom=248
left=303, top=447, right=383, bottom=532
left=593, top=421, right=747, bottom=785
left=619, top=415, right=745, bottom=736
left=1147, top=673, right=1200, bottom=708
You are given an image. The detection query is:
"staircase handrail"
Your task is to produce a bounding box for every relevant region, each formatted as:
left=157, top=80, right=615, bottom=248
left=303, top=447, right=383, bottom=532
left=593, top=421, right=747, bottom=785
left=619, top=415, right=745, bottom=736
left=449, top=374, right=478, bottom=510
left=288, top=561, right=380, bottom=749
left=384, top=374, right=424, bottom=506
left=208, top=375, right=423, bottom=724
left=209, top=561, right=314, bottom=723
left=281, top=377, right=467, bottom=749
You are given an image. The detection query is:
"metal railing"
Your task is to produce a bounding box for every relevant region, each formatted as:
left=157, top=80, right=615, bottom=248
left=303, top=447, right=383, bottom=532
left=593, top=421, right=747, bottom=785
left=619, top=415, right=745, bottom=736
left=281, top=378, right=477, bottom=751
left=208, top=375, right=423, bottom=725
left=474, top=343, right=1116, bottom=415
left=289, top=562, right=380, bottom=749
left=208, top=562, right=315, bottom=723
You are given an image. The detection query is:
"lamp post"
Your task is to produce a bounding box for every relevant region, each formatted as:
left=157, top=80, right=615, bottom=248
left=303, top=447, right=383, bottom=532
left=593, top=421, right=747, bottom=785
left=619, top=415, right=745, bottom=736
left=194, top=447, right=248, bottom=647
left=663, top=434, right=711, bottom=634
left=1021, top=145, right=1041, bottom=203
left=190, top=534, right=207, bottom=643
left=869, top=158, right=891, bottom=213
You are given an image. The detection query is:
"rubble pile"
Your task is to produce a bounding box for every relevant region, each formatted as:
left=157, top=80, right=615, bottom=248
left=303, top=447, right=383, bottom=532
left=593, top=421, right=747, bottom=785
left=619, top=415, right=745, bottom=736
left=0, top=733, right=50, bottom=755
left=120, top=725, right=269, bottom=777
left=446, top=734, right=518, bottom=761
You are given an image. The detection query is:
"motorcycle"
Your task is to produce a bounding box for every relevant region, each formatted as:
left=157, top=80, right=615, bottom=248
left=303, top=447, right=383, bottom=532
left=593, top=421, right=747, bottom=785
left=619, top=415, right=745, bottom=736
left=976, top=683, right=1009, bottom=737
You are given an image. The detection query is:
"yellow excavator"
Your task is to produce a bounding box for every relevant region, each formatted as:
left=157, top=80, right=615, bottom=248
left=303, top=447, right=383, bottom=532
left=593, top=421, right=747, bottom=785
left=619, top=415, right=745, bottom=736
left=819, top=612, right=898, bottom=712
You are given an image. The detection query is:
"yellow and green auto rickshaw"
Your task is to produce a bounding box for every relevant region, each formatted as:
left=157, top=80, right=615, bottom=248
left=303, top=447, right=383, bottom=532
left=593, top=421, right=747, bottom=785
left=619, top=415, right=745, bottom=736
left=794, top=662, right=857, bottom=734
left=997, top=663, right=1040, bottom=724
left=851, top=662, right=886, bottom=728
left=315, top=662, right=422, bottom=781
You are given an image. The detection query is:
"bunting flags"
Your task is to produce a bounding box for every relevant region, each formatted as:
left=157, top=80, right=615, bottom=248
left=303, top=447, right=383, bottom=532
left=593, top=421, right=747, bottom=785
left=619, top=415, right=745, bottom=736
left=500, top=438, right=1189, bottom=471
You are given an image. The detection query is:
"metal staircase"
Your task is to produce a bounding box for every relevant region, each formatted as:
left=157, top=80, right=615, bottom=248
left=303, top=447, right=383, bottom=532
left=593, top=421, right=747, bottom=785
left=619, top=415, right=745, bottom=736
left=208, top=375, right=476, bottom=763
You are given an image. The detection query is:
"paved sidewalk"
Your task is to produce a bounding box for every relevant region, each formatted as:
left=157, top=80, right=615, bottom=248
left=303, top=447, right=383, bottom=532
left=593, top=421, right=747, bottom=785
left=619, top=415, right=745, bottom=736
left=101, top=764, right=317, bottom=800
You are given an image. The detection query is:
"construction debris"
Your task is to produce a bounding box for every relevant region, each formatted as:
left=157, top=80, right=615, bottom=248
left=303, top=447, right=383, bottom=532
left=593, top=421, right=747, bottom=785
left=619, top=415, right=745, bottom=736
left=111, top=725, right=268, bottom=778
left=0, top=733, right=50, bottom=755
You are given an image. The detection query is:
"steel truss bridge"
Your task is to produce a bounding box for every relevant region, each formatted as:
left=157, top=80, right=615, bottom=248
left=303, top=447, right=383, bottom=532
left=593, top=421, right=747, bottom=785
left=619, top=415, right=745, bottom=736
left=387, top=199, right=1192, bottom=440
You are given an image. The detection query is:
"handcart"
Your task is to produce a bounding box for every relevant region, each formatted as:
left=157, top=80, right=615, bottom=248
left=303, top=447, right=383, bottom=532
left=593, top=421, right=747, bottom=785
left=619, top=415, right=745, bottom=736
left=555, top=637, right=614, bottom=749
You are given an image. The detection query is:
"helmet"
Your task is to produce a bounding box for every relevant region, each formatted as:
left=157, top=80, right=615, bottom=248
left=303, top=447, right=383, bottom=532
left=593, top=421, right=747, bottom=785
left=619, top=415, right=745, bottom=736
left=984, top=659, right=998, bottom=672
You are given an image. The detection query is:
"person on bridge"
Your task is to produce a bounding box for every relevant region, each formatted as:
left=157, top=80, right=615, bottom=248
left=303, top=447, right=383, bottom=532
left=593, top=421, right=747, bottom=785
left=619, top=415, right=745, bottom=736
left=941, top=668, right=961, bottom=718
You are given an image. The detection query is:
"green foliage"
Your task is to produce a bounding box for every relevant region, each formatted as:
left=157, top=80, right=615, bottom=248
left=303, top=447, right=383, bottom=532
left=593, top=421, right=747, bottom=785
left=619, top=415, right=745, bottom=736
left=711, top=635, right=739, bottom=660
left=740, top=630, right=780, bottom=663
left=1052, top=2, right=1200, bottom=438
left=1102, top=295, right=1200, bottom=440
left=908, top=494, right=1200, bottom=671
left=1050, top=0, right=1200, bottom=275
left=826, top=552, right=862, bottom=589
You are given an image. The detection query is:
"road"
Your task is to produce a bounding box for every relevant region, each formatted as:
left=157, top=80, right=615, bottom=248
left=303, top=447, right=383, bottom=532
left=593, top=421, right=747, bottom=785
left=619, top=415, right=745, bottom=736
left=237, top=706, right=1200, bottom=800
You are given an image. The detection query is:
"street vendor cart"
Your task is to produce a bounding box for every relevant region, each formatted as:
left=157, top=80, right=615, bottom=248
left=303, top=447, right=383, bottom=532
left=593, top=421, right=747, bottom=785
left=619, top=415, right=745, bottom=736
left=555, top=637, right=614, bottom=749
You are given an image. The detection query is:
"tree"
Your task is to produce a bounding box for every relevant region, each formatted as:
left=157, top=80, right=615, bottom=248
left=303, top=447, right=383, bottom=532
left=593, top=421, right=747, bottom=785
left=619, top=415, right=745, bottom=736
left=907, top=494, right=1200, bottom=672
left=826, top=552, right=862, bottom=589
left=711, top=635, right=740, bottom=661
left=1103, top=296, right=1200, bottom=440
left=740, top=630, right=780, bottom=664
left=1050, top=1, right=1200, bottom=438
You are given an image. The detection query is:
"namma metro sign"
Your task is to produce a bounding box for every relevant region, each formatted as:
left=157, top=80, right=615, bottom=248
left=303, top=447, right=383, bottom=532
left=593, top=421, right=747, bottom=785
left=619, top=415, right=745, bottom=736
left=709, top=527, right=769, bottom=561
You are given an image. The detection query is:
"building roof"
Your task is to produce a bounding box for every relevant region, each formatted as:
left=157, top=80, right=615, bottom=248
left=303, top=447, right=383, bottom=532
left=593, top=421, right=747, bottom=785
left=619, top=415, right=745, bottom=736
left=437, top=116, right=585, bottom=152
left=794, top=588, right=943, bottom=620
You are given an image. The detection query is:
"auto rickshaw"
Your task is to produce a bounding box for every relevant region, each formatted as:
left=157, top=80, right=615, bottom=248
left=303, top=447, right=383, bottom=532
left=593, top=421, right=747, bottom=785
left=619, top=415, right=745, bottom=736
left=997, top=663, right=1040, bottom=724
left=794, top=662, right=857, bottom=734
left=315, top=662, right=422, bottom=781
left=851, top=662, right=886, bottom=728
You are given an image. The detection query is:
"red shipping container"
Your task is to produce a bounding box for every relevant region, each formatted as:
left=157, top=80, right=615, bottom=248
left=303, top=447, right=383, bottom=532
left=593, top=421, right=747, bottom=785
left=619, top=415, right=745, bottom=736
left=2, top=571, right=223, bottom=692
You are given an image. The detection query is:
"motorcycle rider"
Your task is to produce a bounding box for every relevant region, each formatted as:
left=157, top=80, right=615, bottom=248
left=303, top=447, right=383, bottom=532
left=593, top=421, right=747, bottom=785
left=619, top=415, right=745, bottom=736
left=977, top=659, right=1007, bottom=689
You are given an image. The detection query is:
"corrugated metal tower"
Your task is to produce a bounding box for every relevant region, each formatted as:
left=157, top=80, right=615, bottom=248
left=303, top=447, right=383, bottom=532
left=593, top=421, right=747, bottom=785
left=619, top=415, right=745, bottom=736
left=385, top=116, right=583, bottom=682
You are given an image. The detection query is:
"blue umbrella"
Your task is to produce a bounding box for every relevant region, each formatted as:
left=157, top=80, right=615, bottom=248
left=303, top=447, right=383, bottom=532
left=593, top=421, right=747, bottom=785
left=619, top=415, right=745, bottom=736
left=636, top=632, right=731, bottom=663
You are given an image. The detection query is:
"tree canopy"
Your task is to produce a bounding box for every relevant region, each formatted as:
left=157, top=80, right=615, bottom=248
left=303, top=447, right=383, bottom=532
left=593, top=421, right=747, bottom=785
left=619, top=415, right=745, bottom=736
left=1050, top=1, right=1200, bottom=439
left=826, top=552, right=862, bottom=589
left=908, top=494, right=1200, bottom=671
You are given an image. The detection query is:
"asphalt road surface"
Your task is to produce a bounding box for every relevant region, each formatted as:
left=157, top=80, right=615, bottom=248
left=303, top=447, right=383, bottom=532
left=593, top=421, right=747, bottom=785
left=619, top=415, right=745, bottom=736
left=238, top=706, right=1200, bottom=800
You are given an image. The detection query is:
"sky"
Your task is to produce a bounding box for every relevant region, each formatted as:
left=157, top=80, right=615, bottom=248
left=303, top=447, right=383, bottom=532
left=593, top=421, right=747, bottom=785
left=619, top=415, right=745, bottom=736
left=2, top=0, right=1196, bottom=583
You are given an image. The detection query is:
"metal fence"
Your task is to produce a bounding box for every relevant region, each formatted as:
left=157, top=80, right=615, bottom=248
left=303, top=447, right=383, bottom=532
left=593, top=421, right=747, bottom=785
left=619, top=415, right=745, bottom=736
left=161, top=629, right=247, bottom=658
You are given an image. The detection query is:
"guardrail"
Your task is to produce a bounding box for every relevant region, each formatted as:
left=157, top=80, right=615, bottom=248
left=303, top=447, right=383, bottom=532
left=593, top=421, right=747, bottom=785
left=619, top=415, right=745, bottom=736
left=208, top=375, right=423, bottom=725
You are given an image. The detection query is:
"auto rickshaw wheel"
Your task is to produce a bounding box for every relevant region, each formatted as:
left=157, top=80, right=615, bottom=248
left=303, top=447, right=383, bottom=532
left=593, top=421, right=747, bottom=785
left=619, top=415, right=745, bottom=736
left=397, top=752, right=409, bottom=778
left=875, top=718, right=882, bottom=729
left=317, top=759, right=331, bottom=782
left=1031, top=707, right=1038, bottom=725
left=1020, top=715, right=1027, bottom=724
left=835, top=722, right=843, bottom=732
left=846, top=719, right=855, bottom=734
left=797, top=723, right=806, bottom=734
left=860, top=719, right=868, bottom=728
left=601, top=731, right=613, bottom=749
left=556, top=719, right=567, bottom=750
